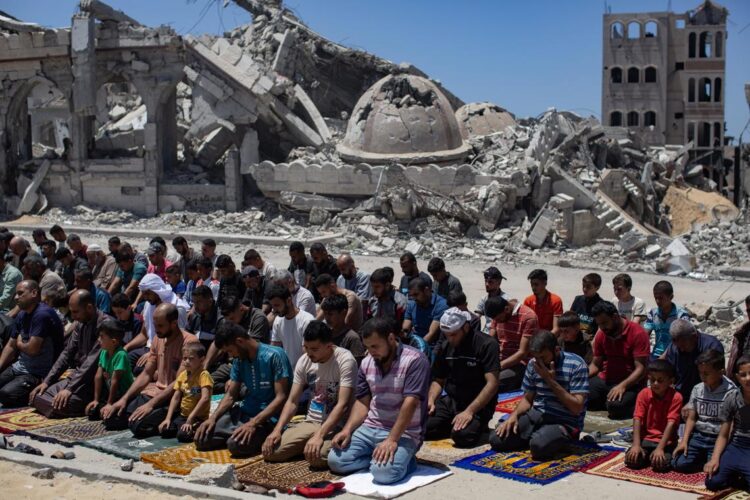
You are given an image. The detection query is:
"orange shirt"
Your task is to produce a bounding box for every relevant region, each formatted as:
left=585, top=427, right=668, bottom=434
left=523, top=292, right=563, bottom=331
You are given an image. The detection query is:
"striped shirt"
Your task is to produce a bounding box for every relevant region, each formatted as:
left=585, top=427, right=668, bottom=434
left=356, top=344, right=431, bottom=445
left=522, top=351, right=589, bottom=429
left=687, top=377, right=736, bottom=436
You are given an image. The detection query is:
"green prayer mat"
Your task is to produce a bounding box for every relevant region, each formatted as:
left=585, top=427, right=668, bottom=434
left=81, top=430, right=180, bottom=460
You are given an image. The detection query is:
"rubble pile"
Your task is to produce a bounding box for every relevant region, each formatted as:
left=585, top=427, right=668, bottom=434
left=686, top=300, right=749, bottom=351
left=0, top=0, right=746, bottom=279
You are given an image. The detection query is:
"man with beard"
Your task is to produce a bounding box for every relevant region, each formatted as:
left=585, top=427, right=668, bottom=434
left=108, top=250, right=147, bottom=302
left=427, top=308, right=499, bottom=448
left=328, top=318, right=431, bottom=485
left=398, top=252, right=431, bottom=297
left=270, top=270, right=316, bottom=318
left=426, top=257, right=462, bottom=301
left=588, top=301, right=650, bottom=419
left=87, top=244, right=117, bottom=291
left=124, top=274, right=188, bottom=374
left=73, top=267, right=111, bottom=314
left=485, top=296, right=538, bottom=392
left=262, top=321, right=357, bottom=468
left=205, top=295, right=269, bottom=393
left=194, top=321, right=291, bottom=456
left=30, top=290, right=109, bottom=417
left=172, top=236, right=197, bottom=283
left=366, top=268, right=407, bottom=325
left=321, top=294, right=366, bottom=366
left=102, top=303, right=199, bottom=435
left=287, top=241, right=315, bottom=290
left=19, top=255, right=66, bottom=312
left=315, top=274, right=363, bottom=332
left=491, top=330, right=589, bottom=460
left=309, top=243, right=339, bottom=302
left=0, top=251, right=22, bottom=315
left=0, top=280, right=64, bottom=407
left=269, top=285, right=314, bottom=371
left=336, top=254, right=372, bottom=301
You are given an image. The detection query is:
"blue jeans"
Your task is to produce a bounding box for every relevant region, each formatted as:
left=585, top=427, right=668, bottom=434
left=706, top=436, right=750, bottom=491
left=672, top=431, right=715, bottom=473
left=328, top=425, right=419, bottom=485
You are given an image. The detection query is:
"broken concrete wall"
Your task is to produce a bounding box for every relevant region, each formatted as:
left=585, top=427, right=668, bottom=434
left=663, top=185, right=740, bottom=236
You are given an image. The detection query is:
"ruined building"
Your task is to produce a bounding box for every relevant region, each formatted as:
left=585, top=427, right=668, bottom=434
left=602, top=1, right=728, bottom=184
left=0, top=0, right=745, bottom=267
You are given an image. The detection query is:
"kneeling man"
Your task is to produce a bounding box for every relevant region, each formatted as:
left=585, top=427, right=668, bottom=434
left=194, top=321, right=291, bottom=457
left=328, top=318, right=431, bottom=484
left=262, top=321, right=357, bottom=467
left=490, top=330, right=589, bottom=460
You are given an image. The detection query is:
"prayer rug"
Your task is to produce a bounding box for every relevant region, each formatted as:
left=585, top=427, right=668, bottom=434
left=582, top=452, right=711, bottom=495
left=19, top=418, right=112, bottom=446
left=236, top=457, right=341, bottom=492
left=416, top=438, right=490, bottom=465
left=82, top=430, right=179, bottom=460
left=341, top=463, right=452, bottom=499
left=699, top=489, right=749, bottom=500
left=142, top=443, right=260, bottom=475
left=452, top=443, right=619, bottom=485
left=495, top=391, right=524, bottom=414
left=0, top=407, right=77, bottom=434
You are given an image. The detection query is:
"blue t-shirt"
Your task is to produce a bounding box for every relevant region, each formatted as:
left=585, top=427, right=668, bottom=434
left=645, top=303, right=691, bottom=357
left=522, top=351, right=589, bottom=429
left=11, top=303, right=65, bottom=378
left=404, top=293, right=448, bottom=341
left=115, top=262, right=147, bottom=291
left=229, top=343, right=292, bottom=420
left=172, top=281, right=187, bottom=296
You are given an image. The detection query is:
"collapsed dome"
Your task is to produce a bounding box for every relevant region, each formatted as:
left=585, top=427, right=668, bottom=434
left=456, top=102, right=517, bottom=139
left=337, top=74, right=470, bottom=165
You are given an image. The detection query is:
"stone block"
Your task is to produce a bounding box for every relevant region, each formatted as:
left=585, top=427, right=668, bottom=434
left=131, top=59, right=149, bottom=72
left=278, top=191, right=351, bottom=212
left=525, top=208, right=556, bottom=249
left=619, top=230, right=648, bottom=253
left=548, top=193, right=574, bottom=211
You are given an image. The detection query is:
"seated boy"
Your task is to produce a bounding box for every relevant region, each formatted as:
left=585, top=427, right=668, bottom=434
left=625, top=359, right=683, bottom=471
left=166, top=264, right=187, bottom=298
left=673, top=349, right=734, bottom=473
left=158, top=343, right=213, bottom=442
left=557, top=311, right=593, bottom=364
left=86, top=319, right=135, bottom=420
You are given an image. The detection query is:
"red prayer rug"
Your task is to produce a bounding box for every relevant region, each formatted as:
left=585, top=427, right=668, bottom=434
left=582, top=452, right=711, bottom=495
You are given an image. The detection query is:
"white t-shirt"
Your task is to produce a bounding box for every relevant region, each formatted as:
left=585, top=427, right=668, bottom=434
left=272, top=309, right=314, bottom=369
left=293, top=347, right=357, bottom=425
left=611, top=296, right=647, bottom=321
left=293, top=286, right=317, bottom=317
left=261, top=261, right=277, bottom=278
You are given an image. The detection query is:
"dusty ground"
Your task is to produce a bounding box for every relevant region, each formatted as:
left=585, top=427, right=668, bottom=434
left=1, top=229, right=746, bottom=499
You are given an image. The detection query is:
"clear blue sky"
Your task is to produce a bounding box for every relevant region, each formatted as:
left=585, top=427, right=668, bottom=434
left=3, top=0, right=749, bottom=140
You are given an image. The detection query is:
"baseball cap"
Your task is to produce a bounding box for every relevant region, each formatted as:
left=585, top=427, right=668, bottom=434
left=241, top=266, right=260, bottom=278
left=146, top=242, right=164, bottom=255
left=483, top=266, right=504, bottom=280
left=439, top=307, right=472, bottom=332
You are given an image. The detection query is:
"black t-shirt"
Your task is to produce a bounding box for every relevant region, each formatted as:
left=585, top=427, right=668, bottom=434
left=218, top=272, right=246, bottom=305
left=570, top=294, right=603, bottom=341
left=242, top=277, right=267, bottom=310
left=288, top=258, right=315, bottom=288
left=399, top=271, right=433, bottom=296
left=238, top=307, right=270, bottom=344
left=187, top=303, right=221, bottom=343
left=434, top=273, right=463, bottom=300
left=432, top=329, right=500, bottom=417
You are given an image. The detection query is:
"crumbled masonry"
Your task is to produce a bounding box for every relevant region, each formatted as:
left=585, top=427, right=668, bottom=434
left=0, top=0, right=746, bottom=281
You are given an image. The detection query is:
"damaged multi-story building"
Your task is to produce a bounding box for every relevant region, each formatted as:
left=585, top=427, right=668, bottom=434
left=602, top=1, right=730, bottom=190
left=0, top=0, right=746, bottom=267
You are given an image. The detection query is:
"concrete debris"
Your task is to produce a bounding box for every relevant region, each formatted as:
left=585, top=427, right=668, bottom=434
left=120, top=459, right=134, bottom=472
left=31, top=467, right=55, bottom=479
left=0, top=0, right=745, bottom=282
left=186, top=463, right=240, bottom=490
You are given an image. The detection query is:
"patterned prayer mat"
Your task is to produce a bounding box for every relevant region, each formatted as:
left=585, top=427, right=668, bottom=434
left=142, top=443, right=261, bottom=475
left=699, top=489, right=750, bottom=500
left=21, top=418, right=115, bottom=446
left=82, top=430, right=179, bottom=460
left=582, top=452, right=711, bottom=495
left=0, top=407, right=77, bottom=434
left=416, top=438, right=491, bottom=465
left=236, top=457, right=341, bottom=492
left=453, top=443, right=619, bottom=485
left=495, top=391, right=524, bottom=414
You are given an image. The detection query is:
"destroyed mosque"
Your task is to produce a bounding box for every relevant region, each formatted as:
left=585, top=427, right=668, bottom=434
left=0, top=0, right=747, bottom=275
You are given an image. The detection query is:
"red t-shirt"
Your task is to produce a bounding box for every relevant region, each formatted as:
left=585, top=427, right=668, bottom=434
left=592, top=319, right=650, bottom=384
left=523, top=292, right=563, bottom=331
left=491, top=303, right=538, bottom=364
left=633, top=386, right=683, bottom=444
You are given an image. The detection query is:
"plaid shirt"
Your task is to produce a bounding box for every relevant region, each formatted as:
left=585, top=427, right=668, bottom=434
left=356, top=344, right=431, bottom=445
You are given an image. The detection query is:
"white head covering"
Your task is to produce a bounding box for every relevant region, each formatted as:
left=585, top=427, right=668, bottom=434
left=139, top=273, right=184, bottom=346
left=439, top=307, right=472, bottom=332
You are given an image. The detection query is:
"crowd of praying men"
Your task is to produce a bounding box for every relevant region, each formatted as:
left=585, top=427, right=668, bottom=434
left=0, top=225, right=750, bottom=490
